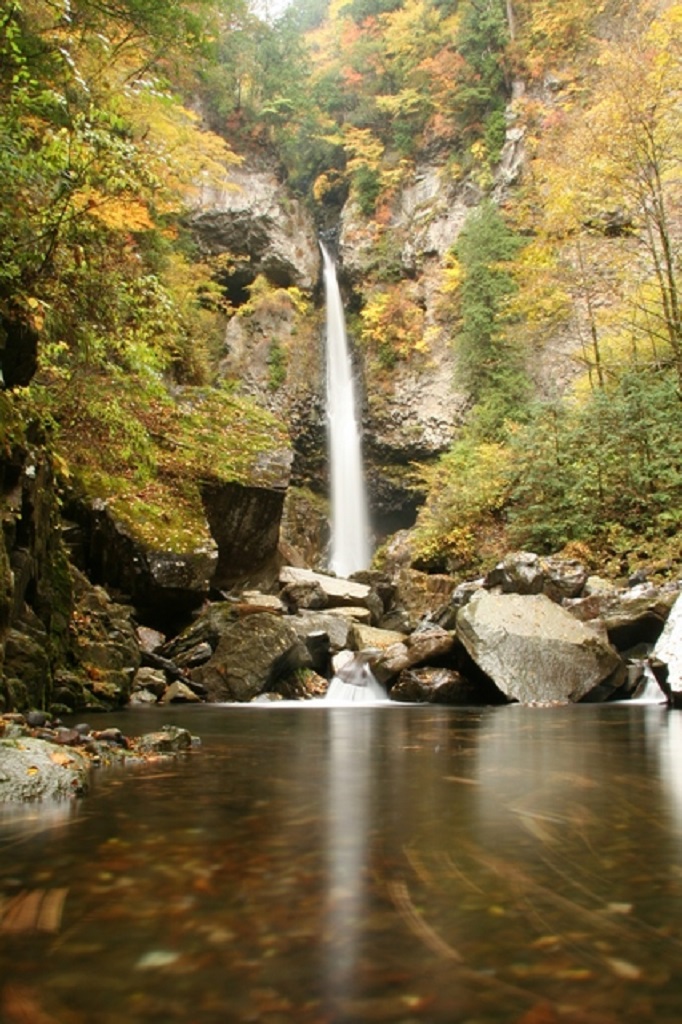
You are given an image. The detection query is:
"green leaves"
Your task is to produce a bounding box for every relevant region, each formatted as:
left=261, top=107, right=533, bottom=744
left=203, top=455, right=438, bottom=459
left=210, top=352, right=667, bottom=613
left=450, top=200, right=529, bottom=439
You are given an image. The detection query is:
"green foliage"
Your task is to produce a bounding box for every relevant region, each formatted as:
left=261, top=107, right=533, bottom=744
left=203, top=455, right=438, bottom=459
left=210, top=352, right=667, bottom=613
left=267, top=339, right=287, bottom=390
left=353, top=165, right=383, bottom=215
left=451, top=200, right=529, bottom=437
left=411, top=433, right=511, bottom=573
left=507, top=367, right=682, bottom=556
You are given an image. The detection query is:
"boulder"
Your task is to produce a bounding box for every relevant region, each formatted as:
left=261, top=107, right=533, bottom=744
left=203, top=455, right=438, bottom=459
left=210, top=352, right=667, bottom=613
left=279, top=567, right=375, bottom=612
left=390, top=667, right=481, bottom=705
left=457, top=591, right=625, bottom=704
left=484, top=551, right=588, bottom=601
left=326, top=605, right=373, bottom=624
left=280, top=579, right=328, bottom=612
left=134, top=726, right=194, bottom=755
left=202, top=480, right=290, bottom=589
left=290, top=611, right=351, bottom=651
left=386, top=568, right=459, bottom=631
left=71, top=498, right=217, bottom=626
left=0, top=736, right=90, bottom=801
left=542, top=556, right=589, bottom=601
left=160, top=681, right=202, bottom=704
left=565, top=583, right=678, bottom=650
left=132, top=667, right=168, bottom=697
left=192, top=612, right=308, bottom=701
left=484, top=551, right=545, bottom=595
left=373, top=627, right=457, bottom=684
left=350, top=623, right=406, bottom=652
left=161, top=603, right=238, bottom=664
left=653, top=593, right=682, bottom=694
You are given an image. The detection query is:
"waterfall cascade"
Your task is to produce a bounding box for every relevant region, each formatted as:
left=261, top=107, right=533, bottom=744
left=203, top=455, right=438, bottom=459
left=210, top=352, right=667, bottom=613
left=321, top=242, right=370, bottom=578
left=326, top=650, right=388, bottom=704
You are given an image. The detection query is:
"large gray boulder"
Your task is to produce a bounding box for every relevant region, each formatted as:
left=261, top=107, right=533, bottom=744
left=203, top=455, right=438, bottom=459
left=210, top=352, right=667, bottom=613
left=0, top=736, right=90, bottom=801
left=192, top=612, right=308, bottom=702
left=484, top=551, right=588, bottom=602
left=654, top=593, right=682, bottom=693
left=279, top=567, right=382, bottom=620
left=457, top=591, right=625, bottom=704
left=565, top=582, right=678, bottom=650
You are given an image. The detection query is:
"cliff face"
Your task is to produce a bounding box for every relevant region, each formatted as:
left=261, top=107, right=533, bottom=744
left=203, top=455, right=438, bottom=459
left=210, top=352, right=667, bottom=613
left=191, top=149, right=483, bottom=550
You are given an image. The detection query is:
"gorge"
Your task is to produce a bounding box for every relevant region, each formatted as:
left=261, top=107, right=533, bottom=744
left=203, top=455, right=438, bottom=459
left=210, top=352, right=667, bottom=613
left=1, top=0, right=682, bottom=1018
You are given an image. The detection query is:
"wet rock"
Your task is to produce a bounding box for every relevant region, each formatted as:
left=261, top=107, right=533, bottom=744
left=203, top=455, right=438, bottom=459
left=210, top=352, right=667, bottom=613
left=373, top=627, right=457, bottom=684
left=133, top=726, right=194, bottom=754
left=132, top=667, right=168, bottom=698
left=160, top=680, right=202, bottom=704
left=279, top=566, right=374, bottom=612
left=192, top=612, right=307, bottom=701
left=280, top=579, right=328, bottom=612
left=484, top=551, right=588, bottom=602
left=92, top=727, right=128, bottom=748
left=457, top=591, right=626, bottom=704
left=390, top=667, right=480, bottom=705
left=388, top=568, right=458, bottom=632
left=271, top=669, right=328, bottom=700
left=0, top=736, right=90, bottom=800
left=565, top=582, right=678, bottom=650
left=129, top=688, right=160, bottom=705
left=25, top=710, right=50, bottom=728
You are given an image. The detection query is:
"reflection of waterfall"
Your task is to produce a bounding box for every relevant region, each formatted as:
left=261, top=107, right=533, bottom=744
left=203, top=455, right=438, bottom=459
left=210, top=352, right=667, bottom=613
left=324, top=709, right=374, bottom=1008
left=660, top=711, right=682, bottom=829
left=320, top=242, right=370, bottom=578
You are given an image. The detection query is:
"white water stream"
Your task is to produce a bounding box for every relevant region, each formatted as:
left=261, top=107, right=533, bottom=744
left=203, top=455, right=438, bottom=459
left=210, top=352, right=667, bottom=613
left=321, top=242, right=370, bottom=578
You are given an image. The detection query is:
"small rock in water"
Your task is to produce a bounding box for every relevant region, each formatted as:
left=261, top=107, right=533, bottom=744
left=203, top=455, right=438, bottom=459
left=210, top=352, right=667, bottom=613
left=25, top=711, right=49, bottom=728
left=135, top=950, right=181, bottom=970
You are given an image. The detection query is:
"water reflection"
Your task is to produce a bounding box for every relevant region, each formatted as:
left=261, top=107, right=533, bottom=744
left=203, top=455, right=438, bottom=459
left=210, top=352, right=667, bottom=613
left=1, top=704, right=682, bottom=1022
left=324, top=709, right=373, bottom=1007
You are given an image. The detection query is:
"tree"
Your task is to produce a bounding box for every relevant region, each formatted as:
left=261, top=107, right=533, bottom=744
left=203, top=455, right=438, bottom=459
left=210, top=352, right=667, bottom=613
left=450, top=200, right=528, bottom=437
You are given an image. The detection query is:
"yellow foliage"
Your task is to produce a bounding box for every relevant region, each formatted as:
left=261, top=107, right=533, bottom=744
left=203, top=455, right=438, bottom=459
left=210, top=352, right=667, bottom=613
left=76, top=189, right=154, bottom=232
left=342, top=125, right=385, bottom=172
left=113, top=88, right=241, bottom=211
left=439, top=254, right=463, bottom=296
left=412, top=439, right=512, bottom=570
left=360, top=284, right=425, bottom=364
left=506, top=239, right=571, bottom=327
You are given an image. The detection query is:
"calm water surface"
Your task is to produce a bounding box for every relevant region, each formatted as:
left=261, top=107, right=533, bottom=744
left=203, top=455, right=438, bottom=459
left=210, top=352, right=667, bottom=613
left=1, top=703, right=682, bottom=1024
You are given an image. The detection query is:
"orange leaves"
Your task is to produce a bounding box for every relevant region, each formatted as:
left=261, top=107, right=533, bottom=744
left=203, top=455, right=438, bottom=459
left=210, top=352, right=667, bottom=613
left=75, top=189, right=154, bottom=233
left=360, top=282, right=426, bottom=367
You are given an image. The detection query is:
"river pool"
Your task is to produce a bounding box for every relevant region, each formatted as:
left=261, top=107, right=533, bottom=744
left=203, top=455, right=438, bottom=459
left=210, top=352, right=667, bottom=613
left=1, top=702, right=681, bottom=1023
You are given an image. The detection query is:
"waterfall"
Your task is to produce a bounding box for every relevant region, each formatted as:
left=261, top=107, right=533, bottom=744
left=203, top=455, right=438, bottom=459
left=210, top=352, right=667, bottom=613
left=321, top=242, right=370, bottom=577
